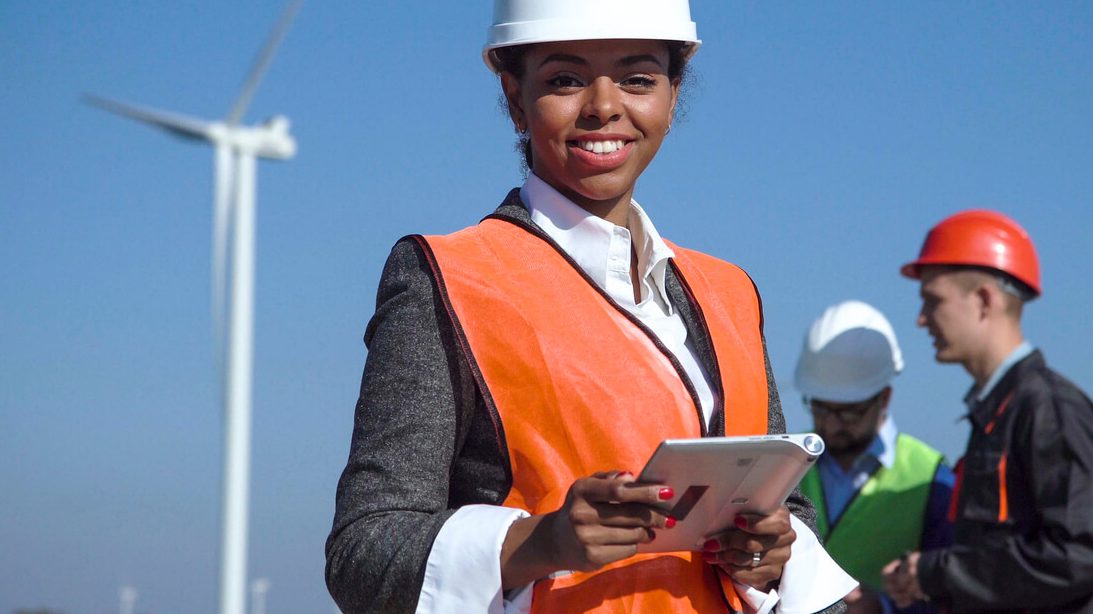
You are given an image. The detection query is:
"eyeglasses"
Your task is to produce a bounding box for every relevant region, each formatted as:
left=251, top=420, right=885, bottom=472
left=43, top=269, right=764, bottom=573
left=804, top=396, right=880, bottom=423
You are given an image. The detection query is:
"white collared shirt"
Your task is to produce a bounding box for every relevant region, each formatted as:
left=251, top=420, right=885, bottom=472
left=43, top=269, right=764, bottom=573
left=965, top=340, right=1035, bottom=408
left=521, top=172, right=716, bottom=424
left=416, top=176, right=856, bottom=614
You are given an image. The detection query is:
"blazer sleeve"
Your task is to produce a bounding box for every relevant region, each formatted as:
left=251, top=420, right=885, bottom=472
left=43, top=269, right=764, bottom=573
left=325, top=238, right=475, bottom=614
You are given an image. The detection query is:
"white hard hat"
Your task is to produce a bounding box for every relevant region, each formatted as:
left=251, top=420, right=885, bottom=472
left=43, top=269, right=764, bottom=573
left=793, top=300, right=904, bottom=404
left=483, top=0, right=702, bottom=73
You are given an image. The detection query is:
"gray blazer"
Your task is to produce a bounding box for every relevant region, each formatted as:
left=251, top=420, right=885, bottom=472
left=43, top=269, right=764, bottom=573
left=325, top=190, right=844, bottom=614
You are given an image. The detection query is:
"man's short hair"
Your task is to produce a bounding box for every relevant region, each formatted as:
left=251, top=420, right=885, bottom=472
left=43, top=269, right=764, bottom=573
left=935, top=265, right=1033, bottom=315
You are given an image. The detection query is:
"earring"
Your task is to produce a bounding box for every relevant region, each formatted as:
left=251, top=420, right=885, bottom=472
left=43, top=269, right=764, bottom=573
left=665, top=124, right=672, bottom=136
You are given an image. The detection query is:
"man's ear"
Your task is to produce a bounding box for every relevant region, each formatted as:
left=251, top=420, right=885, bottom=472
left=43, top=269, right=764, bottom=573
left=501, top=72, right=525, bottom=132
left=975, top=283, right=996, bottom=320
left=878, top=386, right=893, bottom=409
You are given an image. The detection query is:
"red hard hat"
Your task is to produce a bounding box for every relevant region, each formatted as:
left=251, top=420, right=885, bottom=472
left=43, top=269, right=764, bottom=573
left=900, top=209, right=1041, bottom=297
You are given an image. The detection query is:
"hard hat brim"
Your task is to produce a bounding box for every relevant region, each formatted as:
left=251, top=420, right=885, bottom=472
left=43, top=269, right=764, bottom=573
left=483, top=14, right=700, bottom=74
left=484, top=38, right=700, bottom=74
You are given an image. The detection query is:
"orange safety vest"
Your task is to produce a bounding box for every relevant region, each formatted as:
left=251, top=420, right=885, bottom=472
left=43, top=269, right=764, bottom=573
left=418, top=216, right=770, bottom=613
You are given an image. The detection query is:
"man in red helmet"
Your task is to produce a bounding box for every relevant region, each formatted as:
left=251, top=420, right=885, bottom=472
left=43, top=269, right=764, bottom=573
left=883, top=210, right=1093, bottom=613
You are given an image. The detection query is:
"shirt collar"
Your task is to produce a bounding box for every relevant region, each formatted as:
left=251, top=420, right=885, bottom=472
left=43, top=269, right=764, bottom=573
left=875, top=416, right=898, bottom=469
left=519, top=172, right=675, bottom=309
left=964, top=340, right=1034, bottom=407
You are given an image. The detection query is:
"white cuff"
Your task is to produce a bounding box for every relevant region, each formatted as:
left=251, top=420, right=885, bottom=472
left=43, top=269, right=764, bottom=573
left=735, top=582, right=780, bottom=614
left=775, top=515, right=858, bottom=613
left=415, top=505, right=530, bottom=614
left=415, top=509, right=855, bottom=614
left=729, top=515, right=857, bottom=614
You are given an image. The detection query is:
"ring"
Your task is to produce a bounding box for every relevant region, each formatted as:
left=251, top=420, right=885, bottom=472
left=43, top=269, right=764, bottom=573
left=751, top=551, right=761, bottom=568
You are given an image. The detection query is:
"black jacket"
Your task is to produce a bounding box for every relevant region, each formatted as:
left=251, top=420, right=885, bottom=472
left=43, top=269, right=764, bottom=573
left=325, top=194, right=844, bottom=613
left=918, top=350, right=1093, bottom=613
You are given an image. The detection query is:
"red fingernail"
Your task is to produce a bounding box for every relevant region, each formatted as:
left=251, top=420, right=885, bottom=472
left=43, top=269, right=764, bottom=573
left=658, top=487, right=674, bottom=501
left=734, top=515, right=748, bottom=529
left=703, top=538, right=719, bottom=552
left=619, top=471, right=633, bottom=478
left=702, top=551, right=718, bottom=563
left=665, top=516, right=677, bottom=529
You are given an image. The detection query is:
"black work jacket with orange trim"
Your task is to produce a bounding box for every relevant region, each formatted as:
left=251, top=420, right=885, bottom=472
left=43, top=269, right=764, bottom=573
left=917, top=350, right=1093, bottom=613
left=324, top=192, right=841, bottom=614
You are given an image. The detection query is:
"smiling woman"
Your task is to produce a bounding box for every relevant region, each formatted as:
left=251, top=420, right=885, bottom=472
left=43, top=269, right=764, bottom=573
left=324, top=1, right=855, bottom=613
left=492, top=39, right=693, bottom=195
left=499, top=40, right=677, bottom=226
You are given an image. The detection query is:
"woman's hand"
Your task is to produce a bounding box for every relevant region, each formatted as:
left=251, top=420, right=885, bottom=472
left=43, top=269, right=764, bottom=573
left=699, top=505, right=795, bottom=590
left=547, top=471, right=674, bottom=571
left=501, top=470, right=674, bottom=588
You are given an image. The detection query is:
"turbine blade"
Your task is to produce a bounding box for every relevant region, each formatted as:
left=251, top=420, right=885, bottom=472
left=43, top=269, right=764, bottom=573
left=226, top=0, right=303, bottom=125
left=84, top=94, right=215, bottom=141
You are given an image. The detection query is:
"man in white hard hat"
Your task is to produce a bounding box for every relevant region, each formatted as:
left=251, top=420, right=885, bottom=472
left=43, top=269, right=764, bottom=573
left=796, top=300, right=954, bottom=614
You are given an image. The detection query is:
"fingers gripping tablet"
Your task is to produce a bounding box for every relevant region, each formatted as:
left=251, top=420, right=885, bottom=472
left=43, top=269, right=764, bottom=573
left=635, top=433, right=824, bottom=553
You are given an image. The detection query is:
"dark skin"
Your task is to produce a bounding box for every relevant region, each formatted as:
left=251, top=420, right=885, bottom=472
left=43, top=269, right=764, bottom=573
left=500, top=39, right=678, bottom=228
left=702, top=508, right=796, bottom=590
left=500, top=471, right=670, bottom=588
left=497, top=39, right=796, bottom=592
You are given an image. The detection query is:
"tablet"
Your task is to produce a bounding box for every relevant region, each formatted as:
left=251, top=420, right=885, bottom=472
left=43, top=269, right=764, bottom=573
left=635, top=433, right=824, bottom=553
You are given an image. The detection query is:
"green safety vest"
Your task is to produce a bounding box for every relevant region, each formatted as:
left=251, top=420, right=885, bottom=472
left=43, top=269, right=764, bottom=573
left=800, top=433, right=943, bottom=590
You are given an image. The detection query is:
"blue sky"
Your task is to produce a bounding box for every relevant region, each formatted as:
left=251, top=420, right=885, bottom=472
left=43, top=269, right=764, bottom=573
left=2, top=2, right=1091, bottom=612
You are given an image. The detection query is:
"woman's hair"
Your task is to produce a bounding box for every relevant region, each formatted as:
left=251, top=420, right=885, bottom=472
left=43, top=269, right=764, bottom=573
left=494, top=41, right=694, bottom=171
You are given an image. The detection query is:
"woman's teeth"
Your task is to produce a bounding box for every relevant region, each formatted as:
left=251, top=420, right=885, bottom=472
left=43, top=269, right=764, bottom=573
left=578, top=140, right=626, bottom=154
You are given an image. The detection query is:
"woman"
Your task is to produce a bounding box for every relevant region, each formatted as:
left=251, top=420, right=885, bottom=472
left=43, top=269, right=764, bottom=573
left=326, top=1, right=854, bottom=612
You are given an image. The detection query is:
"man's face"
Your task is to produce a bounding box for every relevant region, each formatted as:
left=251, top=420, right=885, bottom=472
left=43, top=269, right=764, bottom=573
left=917, top=268, right=985, bottom=366
left=809, top=390, right=888, bottom=457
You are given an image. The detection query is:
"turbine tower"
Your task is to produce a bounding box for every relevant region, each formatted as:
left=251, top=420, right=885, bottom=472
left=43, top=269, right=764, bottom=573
left=119, top=585, right=137, bottom=614
left=251, top=578, right=271, bottom=614
left=86, top=2, right=302, bottom=613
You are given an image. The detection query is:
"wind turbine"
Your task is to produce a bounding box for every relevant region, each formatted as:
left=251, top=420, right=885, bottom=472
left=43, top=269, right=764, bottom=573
left=119, top=585, right=137, bottom=614
left=250, top=578, right=271, bottom=614
left=86, top=2, right=302, bottom=614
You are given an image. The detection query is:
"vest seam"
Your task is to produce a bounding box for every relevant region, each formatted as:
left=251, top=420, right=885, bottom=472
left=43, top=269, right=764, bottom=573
left=410, top=234, right=514, bottom=490
left=482, top=213, right=708, bottom=436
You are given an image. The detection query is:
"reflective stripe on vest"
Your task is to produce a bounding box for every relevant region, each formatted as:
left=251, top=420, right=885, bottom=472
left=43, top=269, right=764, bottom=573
left=800, top=433, right=943, bottom=590
left=420, top=217, right=769, bottom=613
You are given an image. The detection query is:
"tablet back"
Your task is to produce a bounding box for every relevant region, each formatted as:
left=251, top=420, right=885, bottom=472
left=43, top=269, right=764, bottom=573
left=636, top=433, right=824, bottom=553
